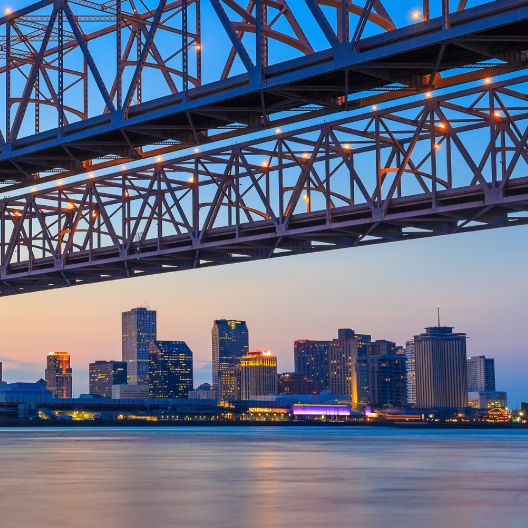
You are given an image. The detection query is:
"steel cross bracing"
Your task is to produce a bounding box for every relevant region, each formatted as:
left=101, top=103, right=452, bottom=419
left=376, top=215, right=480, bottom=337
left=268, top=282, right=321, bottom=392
left=2, top=0, right=528, bottom=184
left=3, top=75, right=528, bottom=296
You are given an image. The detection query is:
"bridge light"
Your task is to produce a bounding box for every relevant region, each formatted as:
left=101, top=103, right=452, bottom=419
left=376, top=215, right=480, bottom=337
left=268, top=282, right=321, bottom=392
left=275, top=128, right=281, bottom=134
left=194, top=148, right=199, bottom=153
left=92, top=211, right=97, bottom=217
left=485, top=78, right=491, bottom=84
left=440, top=123, right=445, bottom=129
left=434, top=143, right=440, bottom=150
left=14, top=210, right=19, bottom=216
left=189, top=177, right=194, bottom=183
left=303, top=153, right=309, bottom=158
left=426, top=92, right=432, bottom=98
left=344, top=144, right=350, bottom=150
left=412, top=11, right=422, bottom=20
left=32, top=187, right=36, bottom=192
left=157, top=156, right=162, bottom=162
left=58, top=181, right=62, bottom=186
left=196, top=44, right=201, bottom=50
left=121, top=165, right=127, bottom=170
left=68, top=203, right=74, bottom=209
left=89, top=173, right=94, bottom=179
left=262, top=161, right=268, bottom=167
left=495, top=111, right=500, bottom=117
left=372, top=105, right=377, bottom=111
left=5, top=8, right=11, bottom=15
left=303, top=195, right=308, bottom=200
left=124, top=191, right=129, bottom=197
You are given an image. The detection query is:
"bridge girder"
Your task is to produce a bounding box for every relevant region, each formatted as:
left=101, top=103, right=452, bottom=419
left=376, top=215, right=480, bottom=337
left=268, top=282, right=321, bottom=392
left=1, top=0, right=528, bottom=184
left=2, top=76, right=528, bottom=295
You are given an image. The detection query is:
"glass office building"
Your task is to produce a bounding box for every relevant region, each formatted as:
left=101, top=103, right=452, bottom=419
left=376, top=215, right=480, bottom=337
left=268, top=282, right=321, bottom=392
left=148, top=341, right=193, bottom=398
left=89, top=360, right=127, bottom=398
left=45, top=352, right=72, bottom=398
left=122, top=307, right=156, bottom=385
left=212, top=320, right=249, bottom=392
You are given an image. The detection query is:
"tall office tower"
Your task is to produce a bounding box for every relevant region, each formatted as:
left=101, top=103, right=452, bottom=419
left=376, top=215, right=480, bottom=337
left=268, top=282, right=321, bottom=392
left=414, top=326, right=468, bottom=408
left=148, top=341, right=193, bottom=398
left=467, top=356, right=495, bottom=391
left=356, top=340, right=406, bottom=407
left=89, top=360, right=127, bottom=398
left=45, top=352, right=72, bottom=398
left=218, top=364, right=241, bottom=401
left=295, top=329, right=371, bottom=399
left=122, top=307, right=157, bottom=385
left=405, top=340, right=416, bottom=404
left=277, top=372, right=318, bottom=395
left=240, top=350, right=278, bottom=400
left=211, top=319, right=249, bottom=392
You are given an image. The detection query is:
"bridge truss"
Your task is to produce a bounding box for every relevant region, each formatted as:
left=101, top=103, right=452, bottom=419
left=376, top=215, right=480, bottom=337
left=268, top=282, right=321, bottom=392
left=2, top=75, right=528, bottom=295
left=1, top=0, right=528, bottom=184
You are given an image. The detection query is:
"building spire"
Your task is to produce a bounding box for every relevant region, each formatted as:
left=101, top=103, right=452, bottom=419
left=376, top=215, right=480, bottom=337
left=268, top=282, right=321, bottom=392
left=437, top=305, right=440, bottom=327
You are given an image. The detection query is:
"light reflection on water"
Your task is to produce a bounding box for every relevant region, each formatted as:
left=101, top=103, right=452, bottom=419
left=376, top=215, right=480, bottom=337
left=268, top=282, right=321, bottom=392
left=0, top=427, right=526, bottom=528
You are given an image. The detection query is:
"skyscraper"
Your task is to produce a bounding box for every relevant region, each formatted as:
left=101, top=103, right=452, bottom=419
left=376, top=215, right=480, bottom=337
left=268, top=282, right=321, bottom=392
left=122, top=307, right=156, bottom=385
left=45, top=352, right=72, bottom=398
left=467, top=356, right=495, bottom=391
left=89, top=360, right=127, bottom=398
left=356, top=340, right=407, bottom=407
left=294, top=329, right=371, bottom=400
left=405, top=340, right=416, bottom=404
left=212, top=319, right=249, bottom=392
left=414, top=326, right=468, bottom=408
left=240, top=350, right=277, bottom=400
left=148, top=341, right=193, bottom=398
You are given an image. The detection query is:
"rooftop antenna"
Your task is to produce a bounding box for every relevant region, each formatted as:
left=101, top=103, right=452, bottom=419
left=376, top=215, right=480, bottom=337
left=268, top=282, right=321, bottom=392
left=437, top=305, right=441, bottom=327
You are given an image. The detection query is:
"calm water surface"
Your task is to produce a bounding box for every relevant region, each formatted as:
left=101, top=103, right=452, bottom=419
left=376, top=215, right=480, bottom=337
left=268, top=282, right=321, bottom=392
left=0, top=426, right=526, bottom=528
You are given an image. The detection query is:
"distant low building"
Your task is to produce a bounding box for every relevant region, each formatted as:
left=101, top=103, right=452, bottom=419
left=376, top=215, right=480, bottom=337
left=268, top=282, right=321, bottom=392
left=278, top=372, right=318, bottom=395
left=0, top=382, right=52, bottom=403
left=112, top=384, right=149, bottom=399
left=468, top=390, right=507, bottom=410
left=188, top=383, right=217, bottom=400
left=89, top=361, right=127, bottom=398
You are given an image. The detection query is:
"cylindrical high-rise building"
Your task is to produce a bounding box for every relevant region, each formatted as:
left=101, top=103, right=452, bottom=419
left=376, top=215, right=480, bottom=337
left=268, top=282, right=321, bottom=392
left=414, top=326, right=467, bottom=408
left=45, top=352, right=72, bottom=398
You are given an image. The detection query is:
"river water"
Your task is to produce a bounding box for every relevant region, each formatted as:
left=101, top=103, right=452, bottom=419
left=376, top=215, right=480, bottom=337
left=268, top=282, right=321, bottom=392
left=0, top=426, right=526, bottom=528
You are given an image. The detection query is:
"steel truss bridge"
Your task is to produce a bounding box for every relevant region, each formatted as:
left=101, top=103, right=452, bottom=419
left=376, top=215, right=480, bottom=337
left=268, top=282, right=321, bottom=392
left=2, top=0, right=528, bottom=296
left=2, top=0, right=528, bottom=183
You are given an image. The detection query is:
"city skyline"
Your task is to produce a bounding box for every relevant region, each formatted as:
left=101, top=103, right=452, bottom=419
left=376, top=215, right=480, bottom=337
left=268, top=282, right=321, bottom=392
left=0, top=228, right=527, bottom=405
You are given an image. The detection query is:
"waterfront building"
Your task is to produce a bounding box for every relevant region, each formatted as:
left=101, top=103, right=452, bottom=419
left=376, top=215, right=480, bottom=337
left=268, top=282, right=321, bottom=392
left=148, top=341, right=193, bottom=398
left=188, top=383, right=217, bottom=400
left=468, top=390, right=507, bottom=410
left=414, top=326, right=468, bottom=408
left=467, top=356, right=495, bottom=391
left=278, top=372, right=318, bottom=395
left=218, top=364, right=241, bottom=401
left=240, top=350, right=277, bottom=400
left=45, top=352, right=72, bottom=398
left=122, top=307, right=157, bottom=385
left=405, top=340, right=416, bottom=404
left=212, top=319, right=249, bottom=393
left=294, top=329, right=371, bottom=400
left=356, top=340, right=406, bottom=407
left=112, top=384, right=149, bottom=399
left=89, top=361, right=127, bottom=398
